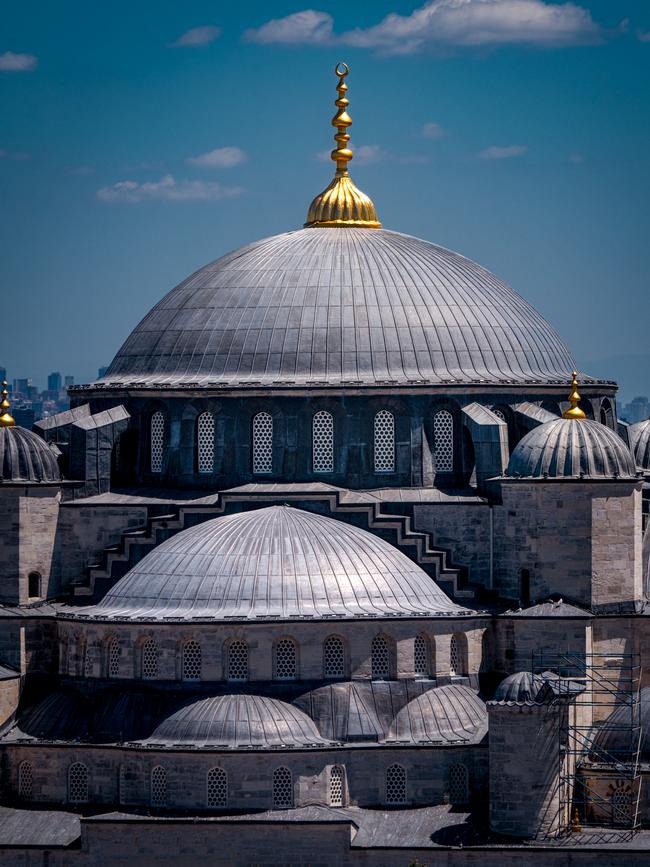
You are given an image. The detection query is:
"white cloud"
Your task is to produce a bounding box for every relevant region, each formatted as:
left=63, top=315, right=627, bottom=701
left=171, top=26, right=221, bottom=47
left=637, top=29, right=650, bottom=43
left=244, top=1, right=605, bottom=54
left=422, top=121, right=446, bottom=139
left=96, top=174, right=242, bottom=203
left=187, top=146, right=247, bottom=168
left=479, top=144, right=527, bottom=159
left=316, top=142, right=428, bottom=165
left=0, top=148, right=30, bottom=160
left=0, top=51, right=38, bottom=71
left=244, top=10, right=333, bottom=44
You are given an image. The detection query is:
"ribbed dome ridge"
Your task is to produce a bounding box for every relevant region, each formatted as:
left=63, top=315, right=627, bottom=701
left=0, top=426, right=61, bottom=483
left=493, top=672, right=543, bottom=703
left=629, top=419, right=650, bottom=470
left=387, top=685, right=487, bottom=744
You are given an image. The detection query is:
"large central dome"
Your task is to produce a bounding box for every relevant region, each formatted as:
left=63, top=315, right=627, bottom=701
left=101, top=227, right=576, bottom=389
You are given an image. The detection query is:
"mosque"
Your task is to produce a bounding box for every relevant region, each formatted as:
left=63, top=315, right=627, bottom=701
left=0, top=63, right=649, bottom=865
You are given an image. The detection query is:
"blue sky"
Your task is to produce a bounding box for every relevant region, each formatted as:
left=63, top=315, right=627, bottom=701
left=1, top=0, right=649, bottom=400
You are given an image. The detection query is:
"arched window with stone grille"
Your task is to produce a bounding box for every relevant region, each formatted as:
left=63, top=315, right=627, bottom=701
left=385, top=763, right=407, bottom=805
left=207, top=767, right=228, bottom=809
left=272, top=766, right=293, bottom=809
left=227, top=639, right=249, bottom=682
left=433, top=409, right=454, bottom=473
left=150, top=766, right=167, bottom=807
left=141, top=638, right=158, bottom=680
left=449, top=763, right=469, bottom=804
left=274, top=637, right=297, bottom=681
left=312, top=410, right=334, bottom=473
left=18, top=761, right=33, bottom=800
left=374, top=410, right=395, bottom=473
left=182, top=639, right=202, bottom=681
left=611, top=787, right=633, bottom=824
left=68, top=762, right=89, bottom=803
left=450, top=633, right=467, bottom=676
left=84, top=643, right=94, bottom=677
left=252, top=411, right=273, bottom=474
left=150, top=411, right=165, bottom=473
left=196, top=411, right=215, bottom=474
left=323, top=635, right=345, bottom=679
left=107, top=636, right=120, bottom=678
left=330, top=765, right=344, bottom=807
left=371, top=635, right=391, bottom=680
left=414, top=634, right=430, bottom=678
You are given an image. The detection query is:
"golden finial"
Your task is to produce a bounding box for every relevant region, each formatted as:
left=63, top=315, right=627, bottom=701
left=571, top=807, right=582, bottom=832
left=305, top=63, right=381, bottom=229
left=563, top=371, right=587, bottom=420
left=0, top=381, right=15, bottom=428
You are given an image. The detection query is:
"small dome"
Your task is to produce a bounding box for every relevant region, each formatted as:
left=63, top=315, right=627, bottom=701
left=295, top=681, right=396, bottom=742
left=387, top=685, right=487, bottom=744
left=85, top=506, right=466, bottom=621
left=590, top=687, right=650, bottom=762
left=0, top=425, right=61, bottom=482
left=629, top=419, right=650, bottom=470
left=493, top=671, right=543, bottom=702
left=506, top=418, right=636, bottom=480
left=145, top=694, right=329, bottom=748
left=14, top=689, right=90, bottom=741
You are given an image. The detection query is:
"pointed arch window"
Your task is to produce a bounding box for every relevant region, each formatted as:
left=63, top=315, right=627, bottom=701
left=450, top=633, right=467, bottom=676
left=312, top=411, right=334, bottom=473
left=449, top=763, right=469, bottom=805
left=141, top=638, right=158, bottom=680
left=374, top=410, right=395, bottom=473
left=197, top=411, right=215, bottom=474
left=323, top=636, right=345, bottom=679
left=252, top=412, right=273, bottom=474
left=273, top=766, right=293, bottom=809
left=150, top=411, right=165, bottom=473
left=227, top=639, right=249, bottom=682
left=414, top=634, right=430, bottom=678
left=433, top=409, right=454, bottom=472
left=107, top=636, right=120, bottom=678
left=371, top=635, right=391, bottom=680
left=330, top=765, right=344, bottom=807
left=274, top=637, right=297, bottom=681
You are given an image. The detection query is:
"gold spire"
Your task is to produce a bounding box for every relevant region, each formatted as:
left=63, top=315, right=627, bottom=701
left=563, top=371, right=587, bottom=420
left=305, top=63, right=381, bottom=229
left=0, top=381, right=15, bottom=428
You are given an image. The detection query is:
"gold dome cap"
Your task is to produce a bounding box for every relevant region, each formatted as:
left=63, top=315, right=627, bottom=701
left=305, top=63, right=381, bottom=229
left=562, top=371, right=587, bottom=420
left=0, top=381, right=14, bottom=428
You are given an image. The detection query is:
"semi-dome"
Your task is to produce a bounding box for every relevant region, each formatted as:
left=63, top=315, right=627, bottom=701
left=387, top=685, right=487, bottom=744
left=493, top=671, right=543, bottom=703
left=144, top=694, right=330, bottom=748
left=0, top=425, right=61, bottom=483
left=589, top=687, right=650, bottom=763
left=80, top=505, right=468, bottom=621
left=629, top=419, right=650, bottom=471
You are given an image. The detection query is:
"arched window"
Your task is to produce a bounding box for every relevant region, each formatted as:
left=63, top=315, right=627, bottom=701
left=84, top=644, right=94, bottom=677
left=150, top=766, right=167, bottom=807
left=330, top=765, right=344, bottom=807
left=449, top=763, right=469, bottom=805
left=18, top=761, right=33, bottom=800
left=323, top=636, right=345, bottom=679
left=600, top=398, right=613, bottom=428
left=611, top=788, right=633, bottom=824
left=150, top=411, right=165, bottom=473
left=433, top=409, right=454, bottom=472
left=27, top=571, right=41, bottom=598
left=252, top=411, right=273, bottom=474
left=74, top=635, right=86, bottom=677
left=141, top=638, right=158, bottom=680
left=520, top=569, right=531, bottom=607
left=272, top=766, right=293, bottom=809
left=414, top=634, right=429, bottom=678
left=182, top=639, right=202, bottom=681
left=385, top=764, right=407, bottom=805
left=312, top=411, right=334, bottom=473
left=68, top=762, right=89, bottom=803
left=374, top=410, right=395, bottom=473
left=207, top=767, right=228, bottom=808
left=371, top=635, right=391, bottom=680
left=107, top=637, right=120, bottom=678
left=197, top=411, right=215, bottom=474
left=227, top=639, right=248, bottom=682
left=274, top=637, right=297, bottom=681
left=450, top=634, right=467, bottom=676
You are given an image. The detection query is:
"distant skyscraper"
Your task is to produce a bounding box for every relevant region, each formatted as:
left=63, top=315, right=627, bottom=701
left=64, top=375, right=74, bottom=387
left=0, top=367, right=6, bottom=384
left=623, top=396, right=650, bottom=423
left=47, top=371, right=62, bottom=391
left=13, top=378, right=31, bottom=396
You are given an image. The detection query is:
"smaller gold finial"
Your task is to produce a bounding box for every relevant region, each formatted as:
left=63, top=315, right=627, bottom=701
left=571, top=807, right=582, bottom=832
left=0, top=381, right=15, bottom=428
left=563, top=371, right=587, bottom=420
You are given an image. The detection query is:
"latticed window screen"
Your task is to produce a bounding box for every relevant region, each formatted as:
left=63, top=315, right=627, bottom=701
left=449, top=763, right=469, bottom=804
left=275, top=638, right=297, bottom=680
left=207, top=767, right=228, bottom=808
left=150, top=411, right=165, bottom=473
left=84, top=645, right=94, bottom=677
left=414, top=634, right=429, bottom=677
left=252, top=412, right=273, bottom=473
left=272, top=766, right=293, bottom=809
left=68, top=762, right=88, bottom=803
left=374, top=410, right=395, bottom=473
left=323, top=636, right=345, bottom=679
left=371, top=635, right=390, bottom=680
left=18, top=762, right=33, bottom=800
left=151, top=766, right=167, bottom=807
left=197, top=412, right=215, bottom=474
left=433, top=409, right=454, bottom=472
left=450, top=634, right=465, bottom=676
left=385, top=764, right=407, bottom=805
left=141, top=639, right=158, bottom=679
left=611, top=789, right=633, bottom=824
left=312, top=411, right=334, bottom=473
left=182, top=640, right=202, bottom=681
left=330, top=765, right=344, bottom=807
left=493, top=408, right=506, bottom=422
left=76, top=638, right=86, bottom=677
left=107, top=638, right=120, bottom=678
left=227, top=640, right=249, bottom=682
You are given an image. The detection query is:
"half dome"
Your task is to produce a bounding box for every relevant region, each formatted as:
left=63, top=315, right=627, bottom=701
left=99, top=228, right=578, bottom=389
left=493, top=671, right=543, bottom=703
left=82, top=506, right=468, bottom=621
left=629, top=419, right=650, bottom=471
left=590, top=687, right=650, bottom=763
left=0, top=425, right=61, bottom=483
left=387, top=685, right=487, bottom=744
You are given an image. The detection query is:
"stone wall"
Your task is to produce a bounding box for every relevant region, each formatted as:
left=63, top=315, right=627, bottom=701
left=414, top=503, right=492, bottom=588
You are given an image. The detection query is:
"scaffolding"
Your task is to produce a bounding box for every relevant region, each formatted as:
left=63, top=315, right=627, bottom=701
left=531, top=651, right=642, bottom=841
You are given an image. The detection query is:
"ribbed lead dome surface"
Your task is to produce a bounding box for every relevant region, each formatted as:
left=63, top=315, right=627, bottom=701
left=387, top=685, right=487, bottom=744
left=0, top=426, right=61, bottom=483
left=85, top=506, right=466, bottom=621
left=100, top=228, right=577, bottom=388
